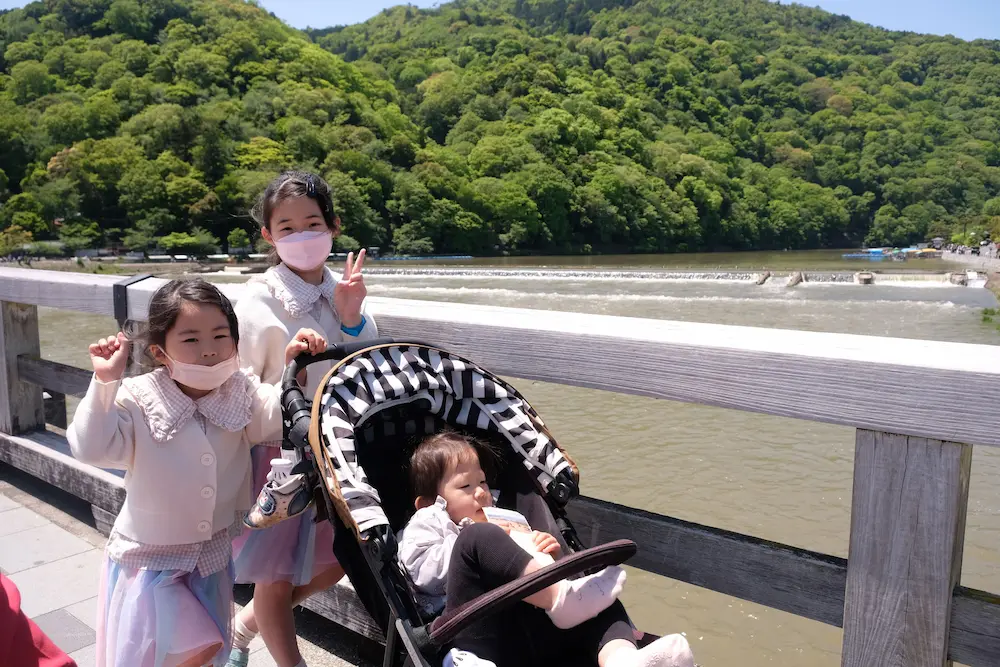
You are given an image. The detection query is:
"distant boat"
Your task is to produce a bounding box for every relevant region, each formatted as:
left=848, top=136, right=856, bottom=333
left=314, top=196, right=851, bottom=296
left=842, top=248, right=904, bottom=261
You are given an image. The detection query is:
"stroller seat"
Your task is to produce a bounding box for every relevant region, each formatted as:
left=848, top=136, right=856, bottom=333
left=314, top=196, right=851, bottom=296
left=279, top=339, right=640, bottom=667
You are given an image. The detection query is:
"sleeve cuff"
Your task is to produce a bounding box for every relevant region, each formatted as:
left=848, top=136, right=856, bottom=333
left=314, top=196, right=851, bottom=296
left=90, top=375, right=121, bottom=406
left=340, top=315, right=367, bottom=337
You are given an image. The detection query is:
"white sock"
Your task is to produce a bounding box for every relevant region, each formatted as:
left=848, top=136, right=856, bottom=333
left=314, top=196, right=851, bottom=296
left=293, top=660, right=307, bottom=667
left=232, top=617, right=256, bottom=652
left=606, top=634, right=695, bottom=667
left=545, top=566, right=627, bottom=629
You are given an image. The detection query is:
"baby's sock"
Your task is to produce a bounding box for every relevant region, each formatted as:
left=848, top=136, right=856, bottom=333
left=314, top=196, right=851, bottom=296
left=293, top=660, right=307, bottom=667
left=545, top=566, right=627, bottom=629
left=606, top=634, right=694, bottom=667
left=232, top=618, right=256, bottom=652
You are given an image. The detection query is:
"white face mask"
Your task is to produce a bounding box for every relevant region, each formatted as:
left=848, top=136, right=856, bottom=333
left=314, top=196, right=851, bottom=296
left=274, top=230, right=333, bottom=271
left=163, top=353, right=239, bottom=391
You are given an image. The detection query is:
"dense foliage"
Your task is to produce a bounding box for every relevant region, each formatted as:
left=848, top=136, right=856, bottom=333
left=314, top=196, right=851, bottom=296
left=2, top=0, right=1000, bottom=256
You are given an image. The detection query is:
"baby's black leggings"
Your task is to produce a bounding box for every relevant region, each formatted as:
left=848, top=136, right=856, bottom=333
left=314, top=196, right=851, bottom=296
left=444, top=522, right=634, bottom=666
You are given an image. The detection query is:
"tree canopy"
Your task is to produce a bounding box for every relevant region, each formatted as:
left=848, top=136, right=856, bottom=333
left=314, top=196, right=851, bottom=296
left=2, top=0, right=1000, bottom=255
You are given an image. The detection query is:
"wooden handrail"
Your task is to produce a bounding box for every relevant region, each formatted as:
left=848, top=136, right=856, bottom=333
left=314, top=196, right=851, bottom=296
left=3, top=267, right=1000, bottom=446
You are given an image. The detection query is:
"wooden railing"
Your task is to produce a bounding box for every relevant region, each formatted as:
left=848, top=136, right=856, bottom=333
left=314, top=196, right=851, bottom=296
left=0, top=266, right=998, bottom=667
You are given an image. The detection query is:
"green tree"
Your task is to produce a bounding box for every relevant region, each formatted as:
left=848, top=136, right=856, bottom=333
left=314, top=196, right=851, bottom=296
left=9, top=60, right=56, bottom=102
left=58, top=219, right=102, bottom=251
left=227, top=227, right=250, bottom=252
left=235, top=137, right=293, bottom=170
left=101, top=0, right=152, bottom=40
left=0, top=225, right=32, bottom=256
left=158, top=227, right=219, bottom=255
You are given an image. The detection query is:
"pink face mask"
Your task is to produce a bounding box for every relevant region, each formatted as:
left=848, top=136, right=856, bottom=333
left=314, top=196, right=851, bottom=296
left=164, top=353, right=239, bottom=391
left=274, top=230, right=333, bottom=271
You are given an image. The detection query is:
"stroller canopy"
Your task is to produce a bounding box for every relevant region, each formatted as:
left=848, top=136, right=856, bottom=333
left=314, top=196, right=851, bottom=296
left=312, top=342, right=579, bottom=536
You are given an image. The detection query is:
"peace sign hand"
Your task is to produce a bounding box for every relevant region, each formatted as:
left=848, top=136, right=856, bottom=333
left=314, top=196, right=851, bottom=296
left=89, top=332, right=130, bottom=383
left=334, top=249, right=367, bottom=328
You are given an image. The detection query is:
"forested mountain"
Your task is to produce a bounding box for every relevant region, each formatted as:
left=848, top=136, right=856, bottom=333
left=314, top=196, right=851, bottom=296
left=2, top=0, right=1000, bottom=256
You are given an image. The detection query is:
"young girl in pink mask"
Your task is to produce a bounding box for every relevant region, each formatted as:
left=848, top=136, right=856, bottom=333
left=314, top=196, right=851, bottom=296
left=227, top=171, right=379, bottom=667
left=68, top=279, right=326, bottom=667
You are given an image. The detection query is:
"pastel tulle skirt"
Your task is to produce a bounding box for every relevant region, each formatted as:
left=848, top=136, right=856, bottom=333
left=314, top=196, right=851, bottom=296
left=96, top=556, right=233, bottom=667
left=232, top=445, right=339, bottom=586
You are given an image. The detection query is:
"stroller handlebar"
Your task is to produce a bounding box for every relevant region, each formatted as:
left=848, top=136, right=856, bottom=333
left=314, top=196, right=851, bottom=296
left=281, top=337, right=402, bottom=391
left=280, top=337, right=411, bottom=451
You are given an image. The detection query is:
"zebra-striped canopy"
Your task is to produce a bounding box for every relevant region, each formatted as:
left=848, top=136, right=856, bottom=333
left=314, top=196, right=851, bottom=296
left=310, top=342, right=578, bottom=536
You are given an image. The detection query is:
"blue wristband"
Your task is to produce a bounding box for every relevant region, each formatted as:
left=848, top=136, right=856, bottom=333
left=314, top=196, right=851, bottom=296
left=340, top=315, right=366, bottom=337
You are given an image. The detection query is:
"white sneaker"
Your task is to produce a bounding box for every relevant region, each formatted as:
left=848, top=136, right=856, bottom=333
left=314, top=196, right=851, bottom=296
left=442, top=648, right=497, bottom=667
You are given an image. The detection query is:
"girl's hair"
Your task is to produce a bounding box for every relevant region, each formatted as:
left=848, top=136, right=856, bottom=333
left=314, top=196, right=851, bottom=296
left=409, top=430, right=496, bottom=501
left=250, top=170, right=340, bottom=266
left=128, top=279, right=239, bottom=369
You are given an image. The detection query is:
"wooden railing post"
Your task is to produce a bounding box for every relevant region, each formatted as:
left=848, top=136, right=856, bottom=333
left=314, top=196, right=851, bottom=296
left=0, top=301, right=44, bottom=434
left=43, top=391, right=67, bottom=429
left=842, top=430, right=972, bottom=667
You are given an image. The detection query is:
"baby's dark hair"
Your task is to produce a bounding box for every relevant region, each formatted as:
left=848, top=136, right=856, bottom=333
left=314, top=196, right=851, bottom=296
left=127, top=279, right=239, bottom=369
left=409, top=430, right=495, bottom=502
left=250, top=170, right=339, bottom=265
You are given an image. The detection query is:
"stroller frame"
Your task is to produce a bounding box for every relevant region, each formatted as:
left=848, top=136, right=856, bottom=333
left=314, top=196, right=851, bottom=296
left=279, top=338, right=638, bottom=667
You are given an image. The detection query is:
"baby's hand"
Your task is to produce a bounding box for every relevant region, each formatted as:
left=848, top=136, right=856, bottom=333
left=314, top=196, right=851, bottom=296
left=494, top=519, right=531, bottom=535
left=531, top=531, right=561, bottom=557
left=89, top=333, right=130, bottom=383
left=285, top=328, right=326, bottom=366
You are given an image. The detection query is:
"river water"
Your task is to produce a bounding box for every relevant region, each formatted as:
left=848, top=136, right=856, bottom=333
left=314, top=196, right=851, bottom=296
left=36, top=250, right=1000, bottom=667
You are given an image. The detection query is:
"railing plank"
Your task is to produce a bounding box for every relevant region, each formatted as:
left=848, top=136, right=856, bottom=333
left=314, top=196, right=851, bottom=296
left=567, top=495, right=848, bottom=626
left=951, top=587, right=1000, bottom=666
left=0, top=430, right=125, bottom=512
left=299, top=580, right=386, bottom=643
left=18, top=356, right=93, bottom=398
left=0, top=302, right=44, bottom=434
left=841, top=430, right=971, bottom=667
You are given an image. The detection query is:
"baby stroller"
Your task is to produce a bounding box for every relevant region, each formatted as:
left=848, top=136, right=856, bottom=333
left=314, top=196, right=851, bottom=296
left=279, top=338, right=640, bottom=667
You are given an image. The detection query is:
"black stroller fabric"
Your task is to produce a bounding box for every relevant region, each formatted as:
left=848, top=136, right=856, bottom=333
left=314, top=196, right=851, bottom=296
left=311, top=343, right=578, bottom=535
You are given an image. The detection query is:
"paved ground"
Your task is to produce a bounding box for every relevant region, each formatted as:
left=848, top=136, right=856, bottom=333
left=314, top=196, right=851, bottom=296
left=0, top=465, right=381, bottom=667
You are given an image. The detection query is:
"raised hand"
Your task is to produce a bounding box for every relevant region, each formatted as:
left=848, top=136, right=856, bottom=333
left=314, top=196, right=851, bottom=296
left=334, top=249, right=367, bottom=328
left=89, top=332, right=130, bottom=383
left=285, top=328, right=327, bottom=366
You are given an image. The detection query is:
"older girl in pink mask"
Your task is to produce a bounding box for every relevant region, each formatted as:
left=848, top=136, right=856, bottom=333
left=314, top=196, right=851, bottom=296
left=68, top=279, right=325, bottom=667
left=228, top=171, right=379, bottom=667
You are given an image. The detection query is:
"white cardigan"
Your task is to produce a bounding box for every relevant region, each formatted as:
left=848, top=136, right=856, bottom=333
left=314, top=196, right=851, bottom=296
left=235, top=268, right=379, bottom=397
left=398, top=498, right=550, bottom=615
left=67, top=368, right=282, bottom=545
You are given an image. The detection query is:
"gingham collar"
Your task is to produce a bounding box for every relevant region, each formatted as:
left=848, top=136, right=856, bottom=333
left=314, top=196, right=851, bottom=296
left=257, top=263, right=336, bottom=319
left=122, top=367, right=254, bottom=442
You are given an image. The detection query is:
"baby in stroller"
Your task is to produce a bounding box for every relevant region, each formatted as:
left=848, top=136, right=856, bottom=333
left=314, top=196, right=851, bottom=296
left=398, top=431, right=694, bottom=667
